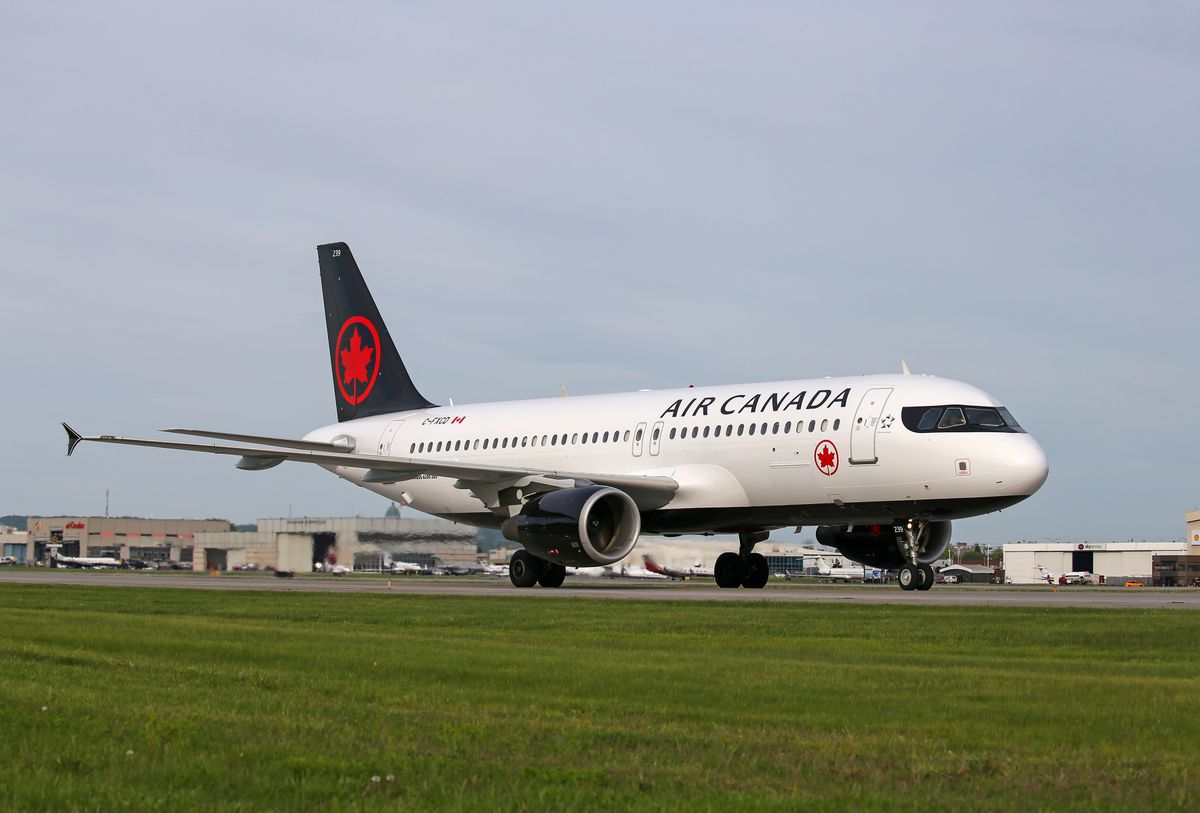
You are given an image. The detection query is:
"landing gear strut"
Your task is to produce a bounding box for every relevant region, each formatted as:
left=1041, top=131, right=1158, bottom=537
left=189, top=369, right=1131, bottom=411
left=897, top=521, right=935, bottom=591
left=715, top=531, right=771, bottom=589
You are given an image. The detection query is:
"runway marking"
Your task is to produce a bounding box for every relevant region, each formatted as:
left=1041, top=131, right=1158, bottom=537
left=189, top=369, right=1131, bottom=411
left=1, top=571, right=1198, bottom=608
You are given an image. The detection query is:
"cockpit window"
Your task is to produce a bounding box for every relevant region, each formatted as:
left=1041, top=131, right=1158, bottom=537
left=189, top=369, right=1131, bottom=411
left=917, top=408, right=941, bottom=431
left=964, top=407, right=1005, bottom=428
left=997, top=407, right=1022, bottom=431
left=938, top=407, right=966, bottom=429
left=901, top=405, right=1025, bottom=434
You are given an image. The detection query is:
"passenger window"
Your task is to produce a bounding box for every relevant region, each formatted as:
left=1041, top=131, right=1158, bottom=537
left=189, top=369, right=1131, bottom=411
left=773, top=422, right=780, bottom=434
left=603, top=431, right=610, bottom=443
left=727, top=425, right=733, bottom=436
left=521, top=437, right=528, bottom=447
left=623, top=430, right=630, bottom=442
left=784, top=421, right=791, bottom=433
left=917, top=408, right=942, bottom=431
left=550, top=435, right=557, bottom=446
left=691, top=427, right=699, bottom=439
left=635, top=428, right=644, bottom=442
left=714, top=425, right=722, bottom=437
left=669, top=428, right=677, bottom=440
left=703, top=426, right=710, bottom=438
left=748, top=423, right=756, bottom=436
left=572, top=433, right=579, bottom=444
left=820, top=420, right=828, bottom=432
left=592, top=432, right=599, bottom=443
left=582, top=432, right=589, bottom=445
left=833, top=419, right=840, bottom=431
left=542, top=434, right=548, bottom=445
left=808, top=420, right=816, bottom=432
left=652, top=427, right=660, bottom=441
left=761, top=422, right=768, bottom=435
left=436, top=441, right=443, bottom=452
left=938, top=407, right=966, bottom=429
left=483, top=439, right=489, bottom=450
left=737, top=424, right=744, bottom=436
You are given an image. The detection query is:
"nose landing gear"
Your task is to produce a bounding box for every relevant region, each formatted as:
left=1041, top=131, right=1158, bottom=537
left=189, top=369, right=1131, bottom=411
left=898, top=520, right=935, bottom=591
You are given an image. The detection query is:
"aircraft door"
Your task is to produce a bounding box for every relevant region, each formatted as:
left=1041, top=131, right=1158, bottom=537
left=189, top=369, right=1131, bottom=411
left=632, top=422, right=647, bottom=457
left=848, top=388, right=892, bottom=465
left=649, top=421, right=664, bottom=456
left=378, top=420, right=406, bottom=456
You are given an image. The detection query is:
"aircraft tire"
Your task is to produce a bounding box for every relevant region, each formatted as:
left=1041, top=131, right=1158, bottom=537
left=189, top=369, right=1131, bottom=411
left=714, top=552, right=743, bottom=588
left=509, top=550, right=543, bottom=588
left=898, top=563, right=919, bottom=591
left=538, top=563, right=567, bottom=588
left=917, top=564, right=935, bottom=591
left=742, top=552, right=769, bottom=589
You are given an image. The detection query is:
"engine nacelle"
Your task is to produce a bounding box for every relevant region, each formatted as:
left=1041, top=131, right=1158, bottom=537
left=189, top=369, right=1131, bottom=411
left=815, top=521, right=951, bottom=569
left=501, top=485, right=641, bottom=567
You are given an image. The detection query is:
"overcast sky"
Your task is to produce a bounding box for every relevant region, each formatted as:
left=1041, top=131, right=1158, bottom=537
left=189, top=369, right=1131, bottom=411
left=2, top=2, right=1196, bottom=545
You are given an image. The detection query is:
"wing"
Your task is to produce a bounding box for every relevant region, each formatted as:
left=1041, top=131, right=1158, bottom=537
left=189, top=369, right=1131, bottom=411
left=62, top=423, right=678, bottom=511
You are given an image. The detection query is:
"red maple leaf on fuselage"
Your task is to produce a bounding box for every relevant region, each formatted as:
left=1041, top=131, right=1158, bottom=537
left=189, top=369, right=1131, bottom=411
left=340, top=328, right=374, bottom=387
left=817, top=445, right=836, bottom=469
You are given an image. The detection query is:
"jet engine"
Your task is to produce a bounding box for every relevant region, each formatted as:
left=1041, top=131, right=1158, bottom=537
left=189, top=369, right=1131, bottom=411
left=815, top=521, right=951, bottom=569
left=500, top=485, right=641, bottom=567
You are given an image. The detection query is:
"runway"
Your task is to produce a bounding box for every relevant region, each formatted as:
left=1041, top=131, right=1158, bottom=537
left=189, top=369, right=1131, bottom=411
left=2, top=569, right=1198, bottom=608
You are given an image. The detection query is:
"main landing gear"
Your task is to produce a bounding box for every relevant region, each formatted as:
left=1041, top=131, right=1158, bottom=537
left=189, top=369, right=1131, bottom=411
left=715, top=531, right=770, bottom=589
left=509, top=550, right=566, bottom=588
left=897, top=520, right=935, bottom=592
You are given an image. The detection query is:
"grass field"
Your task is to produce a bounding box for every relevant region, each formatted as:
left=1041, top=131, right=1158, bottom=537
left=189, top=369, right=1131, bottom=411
left=0, top=585, right=1197, bottom=812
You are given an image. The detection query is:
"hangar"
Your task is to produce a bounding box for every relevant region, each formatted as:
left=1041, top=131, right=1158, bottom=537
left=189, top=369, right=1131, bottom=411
left=193, top=516, right=477, bottom=572
left=1002, top=540, right=1190, bottom=584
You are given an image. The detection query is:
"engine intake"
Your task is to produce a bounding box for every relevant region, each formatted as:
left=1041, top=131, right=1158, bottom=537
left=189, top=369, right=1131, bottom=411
left=501, top=485, right=641, bottom=567
left=815, top=521, right=951, bottom=569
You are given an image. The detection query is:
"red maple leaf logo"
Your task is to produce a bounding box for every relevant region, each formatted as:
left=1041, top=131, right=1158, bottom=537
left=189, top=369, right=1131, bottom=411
left=816, top=443, right=838, bottom=474
left=340, top=328, right=374, bottom=393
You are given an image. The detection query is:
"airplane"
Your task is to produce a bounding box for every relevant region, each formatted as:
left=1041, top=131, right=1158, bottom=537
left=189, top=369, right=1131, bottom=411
left=812, top=556, right=867, bottom=582
left=51, top=552, right=125, bottom=569
left=1034, top=565, right=1094, bottom=585
left=63, top=242, right=1049, bottom=592
left=642, top=553, right=713, bottom=580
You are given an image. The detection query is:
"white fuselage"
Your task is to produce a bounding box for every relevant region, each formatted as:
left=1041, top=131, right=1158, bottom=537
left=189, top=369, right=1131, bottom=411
left=305, top=373, right=1048, bottom=534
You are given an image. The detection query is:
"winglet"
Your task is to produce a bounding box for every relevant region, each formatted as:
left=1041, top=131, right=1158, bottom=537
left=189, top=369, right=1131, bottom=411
left=62, top=422, right=83, bottom=456
left=901, top=359, right=911, bottom=376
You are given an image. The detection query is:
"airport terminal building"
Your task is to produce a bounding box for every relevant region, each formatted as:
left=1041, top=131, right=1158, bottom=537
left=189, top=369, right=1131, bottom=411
left=18, top=515, right=479, bottom=572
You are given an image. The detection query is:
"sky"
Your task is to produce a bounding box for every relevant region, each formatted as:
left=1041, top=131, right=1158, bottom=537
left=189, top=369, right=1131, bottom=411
left=2, top=2, right=1197, bottom=545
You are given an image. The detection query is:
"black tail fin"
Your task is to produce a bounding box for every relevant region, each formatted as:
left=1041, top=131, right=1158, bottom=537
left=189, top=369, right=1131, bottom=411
left=318, top=242, right=436, bottom=422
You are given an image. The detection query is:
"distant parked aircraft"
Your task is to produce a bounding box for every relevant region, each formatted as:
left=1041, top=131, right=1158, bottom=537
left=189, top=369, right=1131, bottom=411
left=642, top=553, right=713, bottom=580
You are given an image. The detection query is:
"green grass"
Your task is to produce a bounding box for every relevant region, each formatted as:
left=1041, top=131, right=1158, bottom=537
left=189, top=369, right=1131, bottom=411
left=0, top=586, right=1197, bottom=812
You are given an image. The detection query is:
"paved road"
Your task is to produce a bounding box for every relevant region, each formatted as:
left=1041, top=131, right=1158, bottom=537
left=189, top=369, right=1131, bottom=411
left=2, top=569, right=1198, bottom=608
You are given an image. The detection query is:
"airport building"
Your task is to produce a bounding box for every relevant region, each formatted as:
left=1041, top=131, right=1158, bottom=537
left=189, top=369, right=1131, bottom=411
left=25, top=516, right=232, bottom=565
left=17, top=515, right=479, bottom=572
left=1001, top=540, right=1190, bottom=584
left=194, top=516, right=477, bottom=572
left=1, top=525, right=31, bottom=563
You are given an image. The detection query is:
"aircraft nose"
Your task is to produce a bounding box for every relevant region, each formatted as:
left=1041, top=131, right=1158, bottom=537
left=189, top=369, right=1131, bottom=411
left=992, top=435, right=1049, bottom=495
